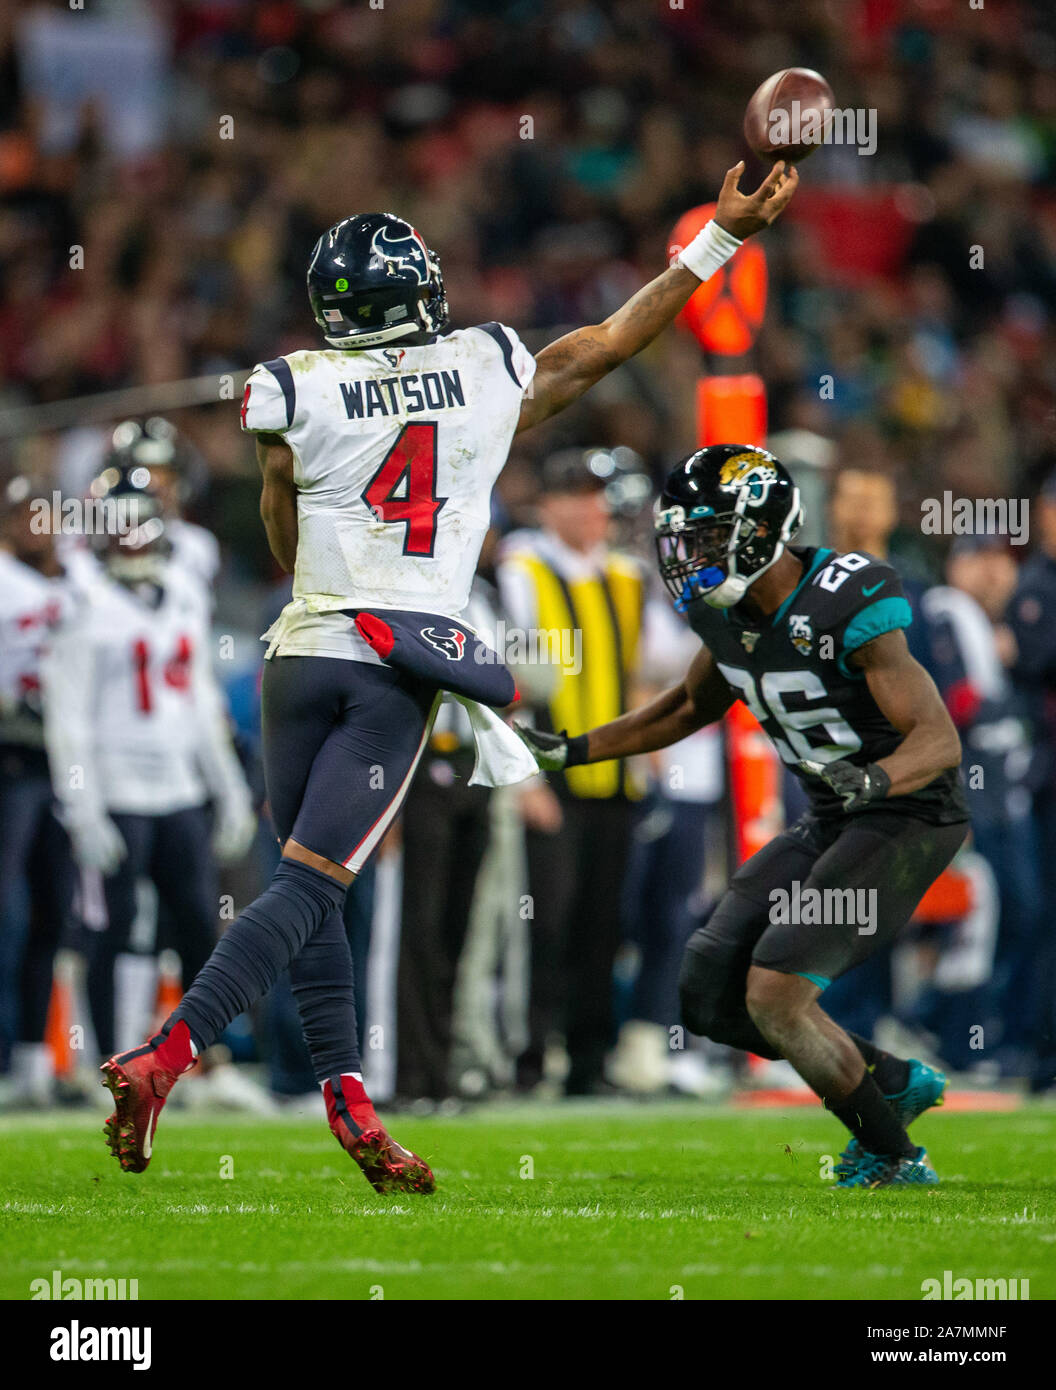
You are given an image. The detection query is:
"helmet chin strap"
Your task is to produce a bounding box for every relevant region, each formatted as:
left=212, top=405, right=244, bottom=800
left=703, top=574, right=748, bottom=608
left=703, top=538, right=789, bottom=609
left=702, top=484, right=803, bottom=610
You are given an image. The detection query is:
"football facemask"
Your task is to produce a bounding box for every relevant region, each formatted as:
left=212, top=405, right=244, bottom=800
left=655, top=510, right=764, bottom=610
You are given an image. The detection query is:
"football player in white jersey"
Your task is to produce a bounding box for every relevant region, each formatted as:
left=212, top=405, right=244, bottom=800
left=0, top=478, right=78, bottom=1106
left=100, top=160, right=798, bottom=1191
left=41, top=465, right=255, bottom=1065
left=103, top=419, right=221, bottom=597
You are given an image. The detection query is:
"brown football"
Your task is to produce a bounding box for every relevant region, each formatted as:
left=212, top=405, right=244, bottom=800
left=743, top=68, right=835, bottom=163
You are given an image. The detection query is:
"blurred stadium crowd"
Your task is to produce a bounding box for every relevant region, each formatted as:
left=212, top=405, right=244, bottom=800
left=1, top=0, right=1054, bottom=1111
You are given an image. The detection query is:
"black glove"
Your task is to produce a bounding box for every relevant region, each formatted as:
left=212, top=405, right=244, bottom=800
left=798, top=758, right=891, bottom=813
left=513, top=724, right=589, bottom=772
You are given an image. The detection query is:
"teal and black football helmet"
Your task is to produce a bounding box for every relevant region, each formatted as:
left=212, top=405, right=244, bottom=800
left=307, top=212, right=449, bottom=349
left=655, top=444, right=803, bottom=610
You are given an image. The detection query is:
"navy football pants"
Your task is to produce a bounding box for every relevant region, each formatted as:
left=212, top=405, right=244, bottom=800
left=260, top=656, right=440, bottom=1080
left=261, top=656, right=440, bottom=872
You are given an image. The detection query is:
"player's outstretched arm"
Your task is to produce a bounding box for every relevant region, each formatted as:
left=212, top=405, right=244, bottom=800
left=516, top=160, right=798, bottom=434
left=515, top=645, right=734, bottom=770
left=257, top=434, right=298, bottom=573
left=800, top=633, right=962, bottom=810
left=849, top=630, right=962, bottom=796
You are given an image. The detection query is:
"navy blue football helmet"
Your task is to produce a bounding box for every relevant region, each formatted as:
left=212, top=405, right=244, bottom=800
left=307, top=213, right=449, bottom=349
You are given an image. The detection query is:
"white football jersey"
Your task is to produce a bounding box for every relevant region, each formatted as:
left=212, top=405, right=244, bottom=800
left=43, top=566, right=218, bottom=815
left=0, top=550, right=75, bottom=749
left=166, top=517, right=220, bottom=593
left=240, top=324, right=534, bottom=661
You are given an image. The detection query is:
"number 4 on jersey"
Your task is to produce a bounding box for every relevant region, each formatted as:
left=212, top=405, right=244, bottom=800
left=362, top=422, right=445, bottom=557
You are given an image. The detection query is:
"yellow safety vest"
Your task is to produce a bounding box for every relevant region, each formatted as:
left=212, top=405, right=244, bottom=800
left=511, top=548, right=644, bottom=798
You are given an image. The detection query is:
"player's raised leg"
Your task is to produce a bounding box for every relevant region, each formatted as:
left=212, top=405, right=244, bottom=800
left=744, top=814, right=968, bottom=1188
left=100, top=850, right=347, bottom=1172
left=676, top=847, right=944, bottom=1136
left=102, top=657, right=438, bottom=1185
left=261, top=655, right=439, bottom=1191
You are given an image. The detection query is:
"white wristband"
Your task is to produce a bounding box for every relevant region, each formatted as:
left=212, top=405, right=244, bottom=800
left=674, top=219, right=743, bottom=282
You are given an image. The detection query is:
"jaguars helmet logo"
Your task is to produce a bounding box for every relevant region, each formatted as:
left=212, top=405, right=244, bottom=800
left=789, top=613, right=813, bottom=656
left=718, top=450, right=780, bottom=507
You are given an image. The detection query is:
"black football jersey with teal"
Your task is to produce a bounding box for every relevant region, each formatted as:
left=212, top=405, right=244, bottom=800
left=685, top=546, right=968, bottom=824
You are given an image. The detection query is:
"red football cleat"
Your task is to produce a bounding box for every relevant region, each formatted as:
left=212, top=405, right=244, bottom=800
left=100, top=1021, right=197, bottom=1173
left=324, top=1074, right=436, bottom=1195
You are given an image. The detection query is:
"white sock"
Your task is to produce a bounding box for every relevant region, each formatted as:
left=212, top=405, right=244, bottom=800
left=319, top=1071, right=364, bottom=1090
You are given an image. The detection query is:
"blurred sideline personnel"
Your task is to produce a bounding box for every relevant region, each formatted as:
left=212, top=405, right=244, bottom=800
left=613, top=600, right=725, bottom=1096
left=97, top=160, right=797, bottom=1193
left=820, top=464, right=936, bottom=1037
left=518, top=444, right=969, bottom=1189
left=828, top=466, right=933, bottom=667
left=1006, top=471, right=1056, bottom=1089
left=0, top=478, right=76, bottom=1106
left=922, top=537, right=1039, bottom=1074
left=40, top=461, right=255, bottom=1061
left=498, top=448, right=647, bottom=1097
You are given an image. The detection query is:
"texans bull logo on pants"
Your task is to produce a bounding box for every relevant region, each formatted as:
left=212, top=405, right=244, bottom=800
left=420, top=627, right=466, bottom=661
left=350, top=608, right=514, bottom=707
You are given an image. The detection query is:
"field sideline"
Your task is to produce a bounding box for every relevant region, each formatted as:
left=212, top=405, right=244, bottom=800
left=3, top=1101, right=1055, bottom=1301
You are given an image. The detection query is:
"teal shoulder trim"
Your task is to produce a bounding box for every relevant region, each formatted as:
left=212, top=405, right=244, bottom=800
left=838, top=595, right=913, bottom=678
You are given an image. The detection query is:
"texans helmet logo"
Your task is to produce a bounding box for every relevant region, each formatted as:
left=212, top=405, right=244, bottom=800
left=370, top=225, right=430, bottom=283
left=421, top=627, right=466, bottom=661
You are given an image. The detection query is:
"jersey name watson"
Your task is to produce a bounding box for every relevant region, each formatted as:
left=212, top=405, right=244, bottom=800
left=340, top=369, right=465, bottom=420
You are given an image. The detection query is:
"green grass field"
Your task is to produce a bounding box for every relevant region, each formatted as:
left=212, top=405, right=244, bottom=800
left=3, top=1100, right=1055, bottom=1300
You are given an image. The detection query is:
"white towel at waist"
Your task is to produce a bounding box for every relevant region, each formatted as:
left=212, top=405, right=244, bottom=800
left=447, top=694, right=538, bottom=788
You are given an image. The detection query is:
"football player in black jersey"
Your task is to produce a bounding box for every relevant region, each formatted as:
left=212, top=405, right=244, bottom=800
left=517, top=444, right=970, bottom=1188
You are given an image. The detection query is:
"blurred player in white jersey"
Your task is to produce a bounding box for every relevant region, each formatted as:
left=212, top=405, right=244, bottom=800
left=99, top=161, right=798, bottom=1192
left=41, top=463, right=255, bottom=1064
left=64, top=418, right=221, bottom=600
left=109, top=419, right=221, bottom=596
left=0, top=477, right=78, bottom=1106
